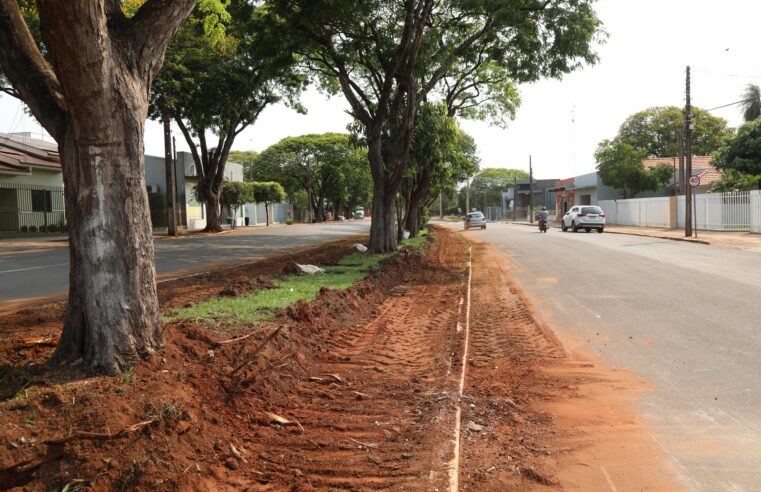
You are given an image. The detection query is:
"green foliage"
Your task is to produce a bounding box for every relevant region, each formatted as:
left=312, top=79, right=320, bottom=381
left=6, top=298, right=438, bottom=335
left=595, top=140, right=672, bottom=198
left=253, top=133, right=371, bottom=219
left=251, top=181, right=286, bottom=205
left=615, top=106, right=733, bottom=157
left=713, top=118, right=761, bottom=178
left=229, top=151, right=259, bottom=181
left=121, top=368, right=134, bottom=384
left=220, top=181, right=252, bottom=209
left=740, top=84, right=761, bottom=123
left=168, top=252, right=389, bottom=324
left=467, top=168, right=528, bottom=209
left=708, top=169, right=761, bottom=192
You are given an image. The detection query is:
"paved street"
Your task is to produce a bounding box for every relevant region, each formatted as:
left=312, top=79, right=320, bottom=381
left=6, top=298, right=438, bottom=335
left=468, top=223, right=761, bottom=491
left=0, top=221, right=370, bottom=310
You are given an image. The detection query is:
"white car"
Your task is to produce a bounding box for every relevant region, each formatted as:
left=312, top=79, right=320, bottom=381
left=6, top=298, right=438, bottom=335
left=561, top=205, right=606, bottom=233
left=353, top=208, right=365, bottom=219
left=464, top=211, right=487, bottom=230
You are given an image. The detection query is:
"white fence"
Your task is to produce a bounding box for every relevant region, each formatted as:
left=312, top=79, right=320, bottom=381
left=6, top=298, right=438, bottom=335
left=601, top=190, right=761, bottom=232
left=599, top=196, right=670, bottom=228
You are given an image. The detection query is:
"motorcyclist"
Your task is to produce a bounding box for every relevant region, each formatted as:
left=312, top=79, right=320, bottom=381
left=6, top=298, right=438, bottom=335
left=538, top=206, right=549, bottom=231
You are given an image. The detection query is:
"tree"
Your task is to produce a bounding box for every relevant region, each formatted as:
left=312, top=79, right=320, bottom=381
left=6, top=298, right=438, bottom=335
left=251, top=181, right=286, bottom=226
left=467, top=168, right=528, bottom=211
left=0, top=0, right=227, bottom=373
left=615, top=106, right=733, bottom=157
left=272, top=0, right=603, bottom=253
left=740, top=84, right=761, bottom=123
left=712, top=117, right=761, bottom=180
left=220, top=181, right=252, bottom=229
left=252, top=133, right=361, bottom=222
left=708, top=169, right=761, bottom=192
left=229, top=150, right=259, bottom=181
left=595, top=140, right=673, bottom=198
left=152, top=0, right=305, bottom=232
left=401, top=102, right=479, bottom=237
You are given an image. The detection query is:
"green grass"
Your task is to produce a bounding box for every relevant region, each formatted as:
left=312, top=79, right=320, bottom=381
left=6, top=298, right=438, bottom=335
left=167, top=252, right=391, bottom=325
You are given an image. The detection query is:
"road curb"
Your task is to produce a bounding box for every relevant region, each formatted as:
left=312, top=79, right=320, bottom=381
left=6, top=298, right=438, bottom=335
left=506, top=221, right=710, bottom=245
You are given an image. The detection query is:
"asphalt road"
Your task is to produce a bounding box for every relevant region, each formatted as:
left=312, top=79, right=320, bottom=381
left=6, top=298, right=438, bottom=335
left=467, top=222, right=761, bottom=491
left=0, top=221, right=370, bottom=310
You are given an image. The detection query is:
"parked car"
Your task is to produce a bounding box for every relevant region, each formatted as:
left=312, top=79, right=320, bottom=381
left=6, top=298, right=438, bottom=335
left=561, top=205, right=606, bottom=233
left=353, top=208, right=365, bottom=219
left=464, top=211, right=487, bottom=230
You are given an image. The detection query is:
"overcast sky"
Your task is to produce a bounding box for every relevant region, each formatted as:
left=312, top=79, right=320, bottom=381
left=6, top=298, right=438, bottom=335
left=2, top=0, right=760, bottom=180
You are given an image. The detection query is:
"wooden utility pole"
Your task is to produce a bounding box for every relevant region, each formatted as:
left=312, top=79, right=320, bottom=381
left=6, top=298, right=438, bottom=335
left=529, top=155, right=534, bottom=223
left=465, top=177, right=470, bottom=214
left=678, top=134, right=685, bottom=195
left=685, top=66, right=693, bottom=237
left=439, top=191, right=444, bottom=219
left=513, top=175, right=517, bottom=221
left=164, top=117, right=177, bottom=236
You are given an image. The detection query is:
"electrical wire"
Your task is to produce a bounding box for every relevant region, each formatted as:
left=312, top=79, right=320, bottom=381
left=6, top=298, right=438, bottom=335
left=693, top=67, right=761, bottom=79
left=703, top=96, right=759, bottom=112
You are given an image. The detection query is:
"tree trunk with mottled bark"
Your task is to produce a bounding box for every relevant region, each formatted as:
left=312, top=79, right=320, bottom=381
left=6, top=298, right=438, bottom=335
left=0, top=0, right=196, bottom=373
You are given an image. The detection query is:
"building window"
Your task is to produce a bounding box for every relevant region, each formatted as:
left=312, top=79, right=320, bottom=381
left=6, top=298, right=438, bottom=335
left=31, top=190, right=52, bottom=212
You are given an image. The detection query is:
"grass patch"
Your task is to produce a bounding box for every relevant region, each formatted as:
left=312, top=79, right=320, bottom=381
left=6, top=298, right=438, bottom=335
left=167, top=252, right=391, bottom=325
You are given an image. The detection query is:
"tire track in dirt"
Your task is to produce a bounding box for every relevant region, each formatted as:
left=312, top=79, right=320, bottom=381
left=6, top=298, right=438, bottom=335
left=243, top=229, right=467, bottom=490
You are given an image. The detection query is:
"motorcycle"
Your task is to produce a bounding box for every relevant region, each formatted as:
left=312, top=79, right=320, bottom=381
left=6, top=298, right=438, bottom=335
left=538, top=220, right=548, bottom=233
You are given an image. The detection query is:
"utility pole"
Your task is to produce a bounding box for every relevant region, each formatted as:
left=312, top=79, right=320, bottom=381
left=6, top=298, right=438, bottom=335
left=685, top=66, right=693, bottom=237
left=439, top=191, right=444, bottom=219
left=678, top=134, right=685, bottom=196
left=465, top=177, right=470, bottom=214
left=163, top=117, right=177, bottom=236
left=513, top=175, right=517, bottom=221
left=529, top=155, right=534, bottom=223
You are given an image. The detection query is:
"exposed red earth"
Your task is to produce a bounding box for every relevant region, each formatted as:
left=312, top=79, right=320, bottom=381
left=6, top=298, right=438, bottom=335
left=0, top=228, right=678, bottom=490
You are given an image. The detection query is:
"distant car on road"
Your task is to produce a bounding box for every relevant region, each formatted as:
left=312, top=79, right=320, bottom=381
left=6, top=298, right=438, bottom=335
left=561, top=205, right=606, bottom=233
left=353, top=208, right=365, bottom=220
left=464, top=211, right=487, bottom=230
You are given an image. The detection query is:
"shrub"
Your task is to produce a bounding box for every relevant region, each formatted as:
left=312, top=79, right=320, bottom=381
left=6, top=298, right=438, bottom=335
left=28, top=225, right=37, bottom=233
left=39, top=225, right=47, bottom=233
left=19, top=225, right=28, bottom=233
left=285, top=219, right=293, bottom=225
left=47, top=224, right=58, bottom=232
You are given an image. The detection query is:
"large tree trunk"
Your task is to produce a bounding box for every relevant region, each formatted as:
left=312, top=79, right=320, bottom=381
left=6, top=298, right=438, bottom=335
left=405, top=204, right=421, bottom=238
left=52, top=114, right=161, bottom=374
left=369, top=180, right=398, bottom=252
left=205, top=192, right=223, bottom=232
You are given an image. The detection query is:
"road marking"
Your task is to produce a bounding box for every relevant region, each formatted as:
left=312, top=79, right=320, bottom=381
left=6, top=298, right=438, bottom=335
left=600, top=465, right=619, bottom=492
left=0, top=262, right=68, bottom=274
left=449, top=246, right=473, bottom=491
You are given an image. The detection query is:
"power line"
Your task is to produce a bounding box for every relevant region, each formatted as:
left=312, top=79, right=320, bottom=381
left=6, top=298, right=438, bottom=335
left=693, top=67, right=761, bottom=79
left=703, top=96, right=758, bottom=112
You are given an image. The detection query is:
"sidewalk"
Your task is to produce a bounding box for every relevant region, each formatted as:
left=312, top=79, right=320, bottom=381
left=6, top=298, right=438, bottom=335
left=510, top=221, right=761, bottom=253
left=0, top=223, right=290, bottom=254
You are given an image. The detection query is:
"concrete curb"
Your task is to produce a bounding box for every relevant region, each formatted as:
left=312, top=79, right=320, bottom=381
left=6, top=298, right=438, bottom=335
left=506, top=221, right=710, bottom=245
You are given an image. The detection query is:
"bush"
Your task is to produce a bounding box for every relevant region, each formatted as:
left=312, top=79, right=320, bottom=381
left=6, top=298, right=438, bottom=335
left=420, top=207, right=431, bottom=228
left=28, top=225, right=37, bottom=233
left=39, top=225, right=47, bottom=233
left=285, top=219, right=293, bottom=225
left=19, top=225, right=28, bottom=233
left=48, top=224, right=58, bottom=232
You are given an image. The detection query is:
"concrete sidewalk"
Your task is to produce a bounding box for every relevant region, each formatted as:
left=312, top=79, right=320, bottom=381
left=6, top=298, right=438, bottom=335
left=510, top=221, right=761, bottom=253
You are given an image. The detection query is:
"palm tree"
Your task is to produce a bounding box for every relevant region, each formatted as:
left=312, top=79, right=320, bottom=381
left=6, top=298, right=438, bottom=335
left=740, top=84, right=761, bottom=122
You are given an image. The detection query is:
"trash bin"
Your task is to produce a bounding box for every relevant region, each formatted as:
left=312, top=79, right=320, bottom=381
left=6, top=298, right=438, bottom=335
left=245, top=217, right=250, bottom=226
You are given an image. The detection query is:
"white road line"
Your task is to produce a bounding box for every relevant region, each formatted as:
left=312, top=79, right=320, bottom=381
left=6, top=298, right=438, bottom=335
left=0, top=262, right=68, bottom=274
left=449, top=246, right=473, bottom=491
left=600, top=465, right=619, bottom=492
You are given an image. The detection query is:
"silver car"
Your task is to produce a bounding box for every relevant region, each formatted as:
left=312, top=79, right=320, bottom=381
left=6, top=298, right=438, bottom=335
left=464, top=211, right=487, bottom=230
left=561, top=205, right=606, bottom=233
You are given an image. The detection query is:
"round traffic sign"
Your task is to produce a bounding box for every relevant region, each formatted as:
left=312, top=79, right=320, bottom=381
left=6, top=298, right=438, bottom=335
left=688, top=175, right=700, bottom=188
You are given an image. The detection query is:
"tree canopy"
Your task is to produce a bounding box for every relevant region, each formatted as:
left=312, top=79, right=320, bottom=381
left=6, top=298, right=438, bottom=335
left=614, top=106, right=733, bottom=157
left=152, top=0, right=306, bottom=231
left=270, top=0, right=604, bottom=252
left=712, top=117, right=761, bottom=178
left=252, top=133, right=370, bottom=221
left=595, top=140, right=673, bottom=198
left=740, top=84, right=761, bottom=123
left=467, top=168, right=528, bottom=210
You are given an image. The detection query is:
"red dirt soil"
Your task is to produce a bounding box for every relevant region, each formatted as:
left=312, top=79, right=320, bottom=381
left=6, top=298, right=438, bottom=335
left=0, top=228, right=679, bottom=491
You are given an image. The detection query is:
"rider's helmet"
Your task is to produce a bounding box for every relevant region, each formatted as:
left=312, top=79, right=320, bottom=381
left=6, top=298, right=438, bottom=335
left=541, top=206, right=547, bottom=211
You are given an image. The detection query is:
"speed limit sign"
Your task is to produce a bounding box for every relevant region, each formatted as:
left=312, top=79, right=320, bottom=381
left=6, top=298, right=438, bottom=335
left=688, top=175, right=701, bottom=188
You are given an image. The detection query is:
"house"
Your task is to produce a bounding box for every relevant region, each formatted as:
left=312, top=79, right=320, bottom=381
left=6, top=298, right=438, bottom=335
left=0, top=133, right=65, bottom=234
left=144, top=151, right=245, bottom=230
left=551, top=156, right=722, bottom=217
left=504, top=178, right=558, bottom=220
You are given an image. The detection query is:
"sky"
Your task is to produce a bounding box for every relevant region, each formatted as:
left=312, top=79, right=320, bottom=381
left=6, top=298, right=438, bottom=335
left=2, top=0, right=760, bottom=180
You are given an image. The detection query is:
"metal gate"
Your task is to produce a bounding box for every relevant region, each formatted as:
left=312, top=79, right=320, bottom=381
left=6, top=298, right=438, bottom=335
left=721, top=191, right=750, bottom=231
left=0, top=182, right=66, bottom=237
